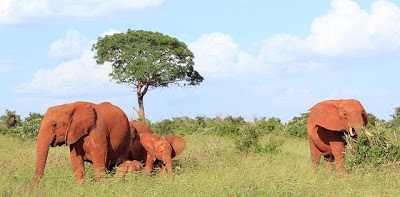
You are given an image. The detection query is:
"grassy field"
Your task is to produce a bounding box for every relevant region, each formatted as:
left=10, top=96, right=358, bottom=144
left=1, top=133, right=400, bottom=196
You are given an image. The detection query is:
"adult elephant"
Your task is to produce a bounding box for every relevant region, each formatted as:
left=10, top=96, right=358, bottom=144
left=129, top=120, right=153, bottom=163
left=32, top=101, right=131, bottom=184
left=307, top=99, right=372, bottom=174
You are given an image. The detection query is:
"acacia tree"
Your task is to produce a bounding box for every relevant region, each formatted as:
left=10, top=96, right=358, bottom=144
left=92, top=30, right=203, bottom=121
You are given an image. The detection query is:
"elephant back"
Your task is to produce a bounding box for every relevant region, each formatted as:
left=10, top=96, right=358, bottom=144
left=130, top=120, right=153, bottom=136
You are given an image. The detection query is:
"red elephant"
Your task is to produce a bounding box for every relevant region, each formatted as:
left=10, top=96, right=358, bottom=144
left=307, top=99, right=372, bottom=174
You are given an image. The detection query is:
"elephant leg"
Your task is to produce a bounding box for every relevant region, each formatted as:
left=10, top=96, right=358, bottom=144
left=308, top=136, right=321, bottom=173
left=70, top=145, right=85, bottom=184
left=91, top=148, right=107, bottom=182
left=144, top=154, right=154, bottom=175
left=159, top=163, right=166, bottom=174
left=324, top=155, right=334, bottom=176
left=330, top=140, right=345, bottom=176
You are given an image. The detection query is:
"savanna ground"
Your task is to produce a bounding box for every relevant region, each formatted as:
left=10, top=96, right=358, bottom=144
left=2, top=130, right=400, bottom=196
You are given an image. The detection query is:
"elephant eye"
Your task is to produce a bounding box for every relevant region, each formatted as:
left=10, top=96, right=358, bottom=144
left=53, top=123, right=57, bottom=127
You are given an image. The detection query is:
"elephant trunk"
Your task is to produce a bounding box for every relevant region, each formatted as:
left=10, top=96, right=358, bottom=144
left=32, top=128, right=54, bottom=184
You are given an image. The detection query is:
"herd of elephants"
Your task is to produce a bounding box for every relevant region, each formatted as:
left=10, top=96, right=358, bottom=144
left=30, top=98, right=370, bottom=185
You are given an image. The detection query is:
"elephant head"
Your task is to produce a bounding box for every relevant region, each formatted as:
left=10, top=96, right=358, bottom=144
left=32, top=102, right=96, bottom=183
left=140, top=133, right=186, bottom=176
left=308, top=99, right=370, bottom=136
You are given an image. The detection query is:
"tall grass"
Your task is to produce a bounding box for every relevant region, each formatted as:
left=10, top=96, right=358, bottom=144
left=2, top=133, right=400, bottom=196
left=2, top=114, right=400, bottom=196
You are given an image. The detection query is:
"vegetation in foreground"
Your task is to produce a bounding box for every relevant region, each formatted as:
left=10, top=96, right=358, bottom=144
left=1, top=109, right=400, bottom=196
left=2, top=133, right=400, bottom=196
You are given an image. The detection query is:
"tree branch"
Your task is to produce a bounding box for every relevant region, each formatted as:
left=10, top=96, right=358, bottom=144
left=133, top=107, right=140, bottom=118
left=141, top=83, right=149, bottom=97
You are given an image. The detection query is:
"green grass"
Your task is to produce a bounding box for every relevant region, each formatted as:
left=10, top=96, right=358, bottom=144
left=1, top=134, right=400, bottom=196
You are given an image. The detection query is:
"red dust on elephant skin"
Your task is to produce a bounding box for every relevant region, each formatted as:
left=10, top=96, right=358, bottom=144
left=307, top=99, right=369, bottom=175
left=32, top=101, right=132, bottom=185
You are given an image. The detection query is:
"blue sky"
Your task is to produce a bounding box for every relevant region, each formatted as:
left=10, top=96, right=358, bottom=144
left=1, top=0, right=400, bottom=122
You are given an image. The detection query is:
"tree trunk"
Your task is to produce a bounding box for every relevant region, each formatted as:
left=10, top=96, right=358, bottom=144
left=137, top=95, right=145, bottom=121
left=134, top=83, right=148, bottom=122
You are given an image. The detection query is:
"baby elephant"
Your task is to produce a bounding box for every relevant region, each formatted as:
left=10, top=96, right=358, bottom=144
left=140, top=133, right=186, bottom=177
left=116, top=160, right=143, bottom=176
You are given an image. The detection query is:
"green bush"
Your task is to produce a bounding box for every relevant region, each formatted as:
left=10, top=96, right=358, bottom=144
left=149, top=115, right=247, bottom=137
left=234, top=124, right=283, bottom=154
left=345, top=121, right=400, bottom=170
left=0, top=112, right=43, bottom=139
left=254, top=117, right=283, bottom=135
left=284, top=113, right=308, bottom=138
left=25, top=112, right=44, bottom=122
left=20, top=117, right=42, bottom=139
left=150, top=116, right=207, bottom=136
left=206, top=116, right=244, bottom=136
left=0, top=109, right=22, bottom=128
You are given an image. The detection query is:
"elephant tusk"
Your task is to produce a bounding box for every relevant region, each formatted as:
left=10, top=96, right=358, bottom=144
left=364, top=128, right=373, bottom=137
left=349, top=127, right=355, bottom=136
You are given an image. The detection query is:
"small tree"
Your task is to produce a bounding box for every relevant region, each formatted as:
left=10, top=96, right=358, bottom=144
left=0, top=109, right=22, bottom=128
left=92, top=30, right=203, bottom=121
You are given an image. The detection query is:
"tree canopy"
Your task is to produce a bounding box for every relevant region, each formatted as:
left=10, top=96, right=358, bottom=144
left=92, top=30, right=204, bottom=120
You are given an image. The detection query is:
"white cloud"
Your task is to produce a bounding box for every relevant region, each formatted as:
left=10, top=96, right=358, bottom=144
left=189, top=32, right=254, bottom=78
left=17, top=49, right=121, bottom=96
left=0, top=0, right=167, bottom=25
left=307, top=0, right=400, bottom=56
left=17, top=29, right=129, bottom=96
left=49, top=30, right=90, bottom=60
left=191, top=0, right=400, bottom=79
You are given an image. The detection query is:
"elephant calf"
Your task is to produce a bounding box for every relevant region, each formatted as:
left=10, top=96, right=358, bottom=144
left=116, top=160, right=143, bottom=175
left=140, top=133, right=186, bottom=177
left=128, top=120, right=186, bottom=177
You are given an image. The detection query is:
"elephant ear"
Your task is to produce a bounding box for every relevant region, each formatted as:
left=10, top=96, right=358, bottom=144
left=362, top=110, right=369, bottom=126
left=308, top=101, right=346, bottom=131
left=165, top=135, right=186, bottom=158
left=140, top=133, right=157, bottom=162
left=66, top=102, right=96, bottom=145
left=129, top=121, right=138, bottom=142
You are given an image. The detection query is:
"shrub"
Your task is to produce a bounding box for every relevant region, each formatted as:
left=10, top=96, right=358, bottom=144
left=254, top=117, right=283, bottom=135
left=345, top=121, right=400, bottom=170
left=206, top=116, right=244, bottom=136
left=284, top=113, right=308, bottom=138
left=234, top=124, right=283, bottom=154
left=20, top=116, right=42, bottom=139
left=149, top=116, right=206, bottom=136
left=0, top=109, right=22, bottom=128
left=0, top=112, right=42, bottom=139
left=385, top=116, right=400, bottom=130
left=25, top=112, right=44, bottom=122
